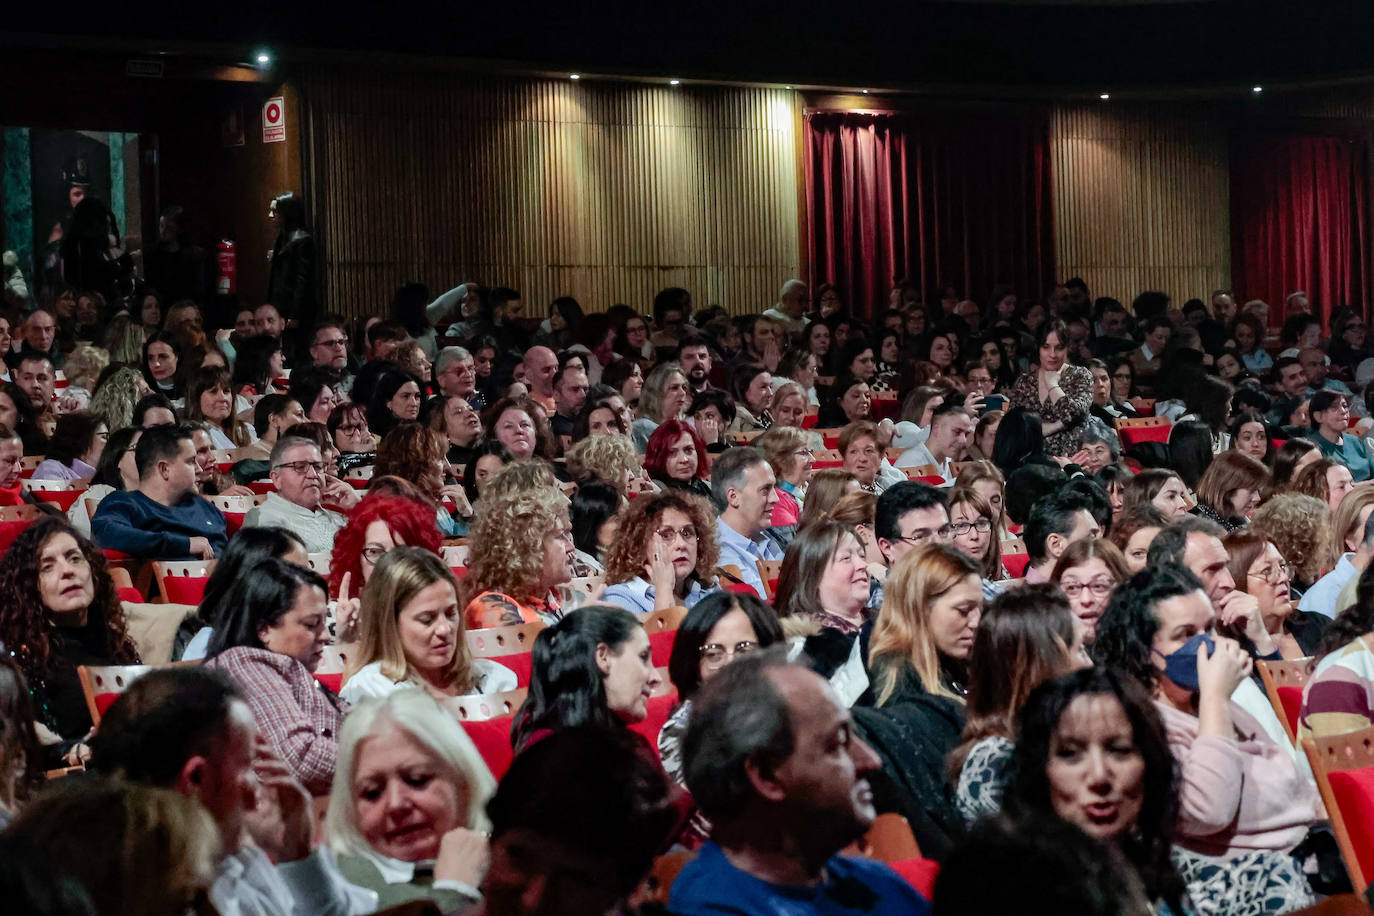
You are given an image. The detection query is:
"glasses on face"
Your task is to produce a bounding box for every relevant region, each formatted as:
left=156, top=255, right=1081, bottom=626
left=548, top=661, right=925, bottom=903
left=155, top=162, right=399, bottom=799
left=948, top=518, right=992, bottom=536
left=316, top=337, right=349, bottom=349
left=792, top=447, right=814, bottom=458
left=700, top=641, right=757, bottom=670
left=1249, top=562, right=1293, bottom=585
left=900, top=526, right=954, bottom=545
left=654, top=526, right=698, bottom=544
left=1061, top=580, right=1114, bottom=599
left=361, top=545, right=387, bottom=563
left=275, top=460, right=326, bottom=476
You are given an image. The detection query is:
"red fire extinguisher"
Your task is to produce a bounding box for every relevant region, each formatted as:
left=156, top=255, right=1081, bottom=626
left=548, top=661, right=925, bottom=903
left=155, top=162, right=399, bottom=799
left=217, top=239, right=237, bottom=294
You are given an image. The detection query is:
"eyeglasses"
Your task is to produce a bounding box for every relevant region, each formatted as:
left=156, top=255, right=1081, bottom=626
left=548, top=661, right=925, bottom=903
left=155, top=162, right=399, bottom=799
left=900, top=526, right=955, bottom=545
left=654, top=526, right=698, bottom=544
left=1248, top=562, right=1293, bottom=585
left=1061, top=580, right=1115, bottom=599
left=948, top=519, right=992, bottom=536
left=792, top=447, right=815, bottom=458
left=361, top=545, right=388, bottom=563
left=274, top=460, right=327, bottom=476
left=338, top=424, right=368, bottom=435
left=700, top=641, right=757, bottom=670
left=316, top=337, right=349, bottom=348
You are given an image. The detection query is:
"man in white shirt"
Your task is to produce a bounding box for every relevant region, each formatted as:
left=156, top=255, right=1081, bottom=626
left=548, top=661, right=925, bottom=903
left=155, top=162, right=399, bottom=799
left=91, top=667, right=374, bottom=916
left=711, top=447, right=781, bottom=597
left=243, top=437, right=350, bottom=552
left=761, top=280, right=809, bottom=336
left=1303, top=506, right=1374, bottom=617
left=895, top=400, right=974, bottom=481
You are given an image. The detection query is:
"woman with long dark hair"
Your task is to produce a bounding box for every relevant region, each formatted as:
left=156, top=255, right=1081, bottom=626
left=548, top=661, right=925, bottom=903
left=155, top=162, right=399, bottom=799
left=1009, top=320, right=1093, bottom=456
left=511, top=605, right=661, bottom=751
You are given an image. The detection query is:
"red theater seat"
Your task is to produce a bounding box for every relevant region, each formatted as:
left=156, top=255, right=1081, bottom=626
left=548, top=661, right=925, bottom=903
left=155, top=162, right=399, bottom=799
left=462, top=715, right=517, bottom=779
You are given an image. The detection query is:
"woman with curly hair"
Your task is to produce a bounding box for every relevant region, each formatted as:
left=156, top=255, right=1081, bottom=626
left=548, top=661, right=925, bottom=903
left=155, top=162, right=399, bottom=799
left=483, top=395, right=554, bottom=462
left=1250, top=491, right=1336, bottom=595
left=327, top=493, right=444, bottom=604
left=0, top=516, right=138, bottom=757
left=601, top=491, right=719, bottom=615
left=565, top=433, right=642, bottom=497
left=88, top=366, right=148, bottom=433
left=183, top=367, right=253, bottom=448
left=642, top=418, right=710, bottom=501
left=374, top=422, right=467, bottom=537
left=59, top=344, right=108, bottom=410
left=463, top=485, right=574, bottom=628
left=1288, top=457, right=1354, bottom=512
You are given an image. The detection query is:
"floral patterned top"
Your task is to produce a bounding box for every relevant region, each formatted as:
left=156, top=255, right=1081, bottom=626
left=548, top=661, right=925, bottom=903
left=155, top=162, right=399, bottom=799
left=463, top=590, right=560, bottom=629
left=1010, top=364, right=1094, bottom=456
left=955, top=735, right=1014, bottom=825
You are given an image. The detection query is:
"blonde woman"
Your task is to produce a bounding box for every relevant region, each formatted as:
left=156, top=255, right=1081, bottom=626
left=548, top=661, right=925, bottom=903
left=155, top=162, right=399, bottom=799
left=754, top=424, right=814, bottom=527
left=463, top=485, right=575, bottom=628
left=88, top=365, right=149, bottom=432
left=326, top=690, right=497, bottom=911
left=341, top=547, right=517, bottom=705
left=1251, top=492, right=1335, bottom=591
left=59, top=343, right=109, bottom=409
left=565, top=432, right=643, bottom=497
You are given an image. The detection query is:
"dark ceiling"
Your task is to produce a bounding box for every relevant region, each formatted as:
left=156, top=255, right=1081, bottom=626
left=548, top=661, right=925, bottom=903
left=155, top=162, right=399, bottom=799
left=11, top=1, right=1374, bottom=94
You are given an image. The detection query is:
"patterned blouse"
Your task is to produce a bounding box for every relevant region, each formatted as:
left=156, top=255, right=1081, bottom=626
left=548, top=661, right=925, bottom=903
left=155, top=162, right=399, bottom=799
left=464, top=590, right=561, bottom=629
left=1010, top=364, right=1094, bottom=456
left=955, top=735, right=1014, bottom=825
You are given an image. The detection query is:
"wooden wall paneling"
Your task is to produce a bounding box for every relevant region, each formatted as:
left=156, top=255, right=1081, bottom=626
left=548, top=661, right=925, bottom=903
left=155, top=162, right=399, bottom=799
left=302, top=71, right=799, bottom=322
left=1051, top=103, right=1231, bottom=309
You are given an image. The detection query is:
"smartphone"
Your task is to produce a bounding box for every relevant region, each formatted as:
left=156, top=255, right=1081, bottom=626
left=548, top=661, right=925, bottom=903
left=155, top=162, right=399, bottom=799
left=980, top=394, right=1007, bottom=415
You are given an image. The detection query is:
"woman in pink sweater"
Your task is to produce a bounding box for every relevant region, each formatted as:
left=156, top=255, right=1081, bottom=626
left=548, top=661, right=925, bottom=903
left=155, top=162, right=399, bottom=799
left=1093, top=565, right=1324, bottom=916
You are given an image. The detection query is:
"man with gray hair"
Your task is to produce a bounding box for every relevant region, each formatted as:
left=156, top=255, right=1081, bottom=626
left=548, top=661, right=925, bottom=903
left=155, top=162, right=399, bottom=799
left=671, top=650, right=929, bottom=914
left=762, top=279, right=809, bottom=335
left=434, top=345, right=481, bottom=406
left=711, top=446, right=781, bottom=597
left=242, top=436, right=347, bottom=552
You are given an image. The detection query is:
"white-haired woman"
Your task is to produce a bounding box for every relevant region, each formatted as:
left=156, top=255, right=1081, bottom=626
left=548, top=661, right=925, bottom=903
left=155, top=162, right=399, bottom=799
left=326, top=690, right=497, bottom=912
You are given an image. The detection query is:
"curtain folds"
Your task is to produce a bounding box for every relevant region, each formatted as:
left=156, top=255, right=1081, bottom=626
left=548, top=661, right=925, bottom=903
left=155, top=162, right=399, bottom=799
left=1231, top=131, right=1370, bottom=325
left=804, top=111, right=1054, bottom=318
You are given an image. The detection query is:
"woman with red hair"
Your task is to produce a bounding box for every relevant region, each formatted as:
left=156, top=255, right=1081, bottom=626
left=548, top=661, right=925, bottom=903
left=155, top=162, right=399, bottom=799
left=643, top=418, right=711, bottom=501
left=328, top=494, right=443, bottom=638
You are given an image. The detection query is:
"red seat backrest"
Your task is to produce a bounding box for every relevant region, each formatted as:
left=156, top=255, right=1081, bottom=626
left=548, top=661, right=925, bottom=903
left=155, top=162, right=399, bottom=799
left=223, top=512, right=247, bottom=536
left=648, top=629, right=676, bottom=668
left=0, top=519, right=33, bottom=553
left=492, top=653, right=533, bottom=687
left=313, top=672, right=344, bottom=693
left=30, top=489, right=84, bottom=511
left=1117, top=423, right=1171, bottom=448
left=1002, top=553, right=1031, bottom=578
left=117, top=586, right=145, bottom=604
left=462, top=715, right=517, bottom=779
left=163, top=576, right=210, bottom=605
left=723, top=582, right=758, bottom=598
left=1276, top=685, right=1304, bottom=742
left=1328, top=768, right=1374, bottom=887
left=626, top=693, right=678, bottom=761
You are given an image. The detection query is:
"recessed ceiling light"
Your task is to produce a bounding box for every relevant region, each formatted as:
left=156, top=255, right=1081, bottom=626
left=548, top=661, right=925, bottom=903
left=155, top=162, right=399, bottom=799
left=1099, top=92, right=1110, bottom=100
left=784, top=85, right=792, bottom=90
left=254, top=50, right=272, bottom=65
left=862, top=89, right=869, bottom=94
left=669, top=79, right=680, bottom=85
left=1252, top=85, right=1263, bottom=93
left=570, top=73, right=580, bottom=80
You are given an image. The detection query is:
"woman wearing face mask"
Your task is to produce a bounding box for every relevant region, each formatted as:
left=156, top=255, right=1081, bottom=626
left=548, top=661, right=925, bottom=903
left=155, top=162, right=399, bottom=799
left=1222, top=530, right=1328, bottom=660
left=1010, top=321, right=1094, bottom=457
left=1051, top=538, right=1128, bottom=645
left=511, top=605, right=663, bottom=752
left=326, top=690, right=496, bottom=911
left=204, top=558, right=343, bottom=794
left=341, top=547, right=516, bottom=705
left=1092, top=566, right=1323, bottom=916
left=1003, top=667, right=1191, bottom=916
left=600, top=491, right=719, bottom=615
left=774, top=522, right=875, bottom=705
left=951, top=584, right=1092, bottom=825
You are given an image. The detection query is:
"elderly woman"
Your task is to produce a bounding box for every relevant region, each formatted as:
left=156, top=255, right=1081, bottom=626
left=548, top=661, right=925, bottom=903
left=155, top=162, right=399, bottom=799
left=601, top=491, right=719, bottom=615
left=1193, top=450, right=1269, bottom=530
left=1308, top=390, right=1373, bottom=482
left=341, top=547, right=516, bottom=704
left=839, top=420, right=901, bottom=494
left=631, top=362, right=691, bottom=452
left=463, top=485, right=574, bottom=628
left=0, top=517, right=139, bottom=764
left=754, top=425, right=814, bottom=528
left=326, top=690, right=496, bottom=911
left=1009, top=321, right=1093, bottom=456
left=1076, top=416, right=1120, bottom=475
left=428, top=394, right=483, bottom=468
left=642, top=418, right=711, bottom=501
left=1222, top=529, right=1329, bottom=660
left=204, top=558, right=342, bottom=794
left=374, top=422, right=468, bottom=536
left=566, top=432, right=642, bottom=497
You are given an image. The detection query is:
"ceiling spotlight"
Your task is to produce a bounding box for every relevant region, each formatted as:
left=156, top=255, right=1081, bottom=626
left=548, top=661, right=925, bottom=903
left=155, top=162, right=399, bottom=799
left=254, top=50, right=272, bottom=65
left=1099, top=92, right=1110, bottom=100
left=1252, top=85, right=1263, bottom=93
left=570, top=73, right=580, bottom=80
left=669, top=79, right=680, bottom=85
left=862, top=89, right=869, bottom=94
left=784, top=85, right=792, bottom=90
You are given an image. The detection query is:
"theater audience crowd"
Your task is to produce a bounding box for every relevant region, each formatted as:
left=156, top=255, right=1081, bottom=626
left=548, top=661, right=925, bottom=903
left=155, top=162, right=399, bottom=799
left=5, top=265, right=1374, bottom=914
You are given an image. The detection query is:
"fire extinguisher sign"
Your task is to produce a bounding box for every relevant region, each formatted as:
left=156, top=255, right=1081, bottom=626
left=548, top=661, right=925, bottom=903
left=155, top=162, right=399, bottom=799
left=263, top=97, right=286, bottom=143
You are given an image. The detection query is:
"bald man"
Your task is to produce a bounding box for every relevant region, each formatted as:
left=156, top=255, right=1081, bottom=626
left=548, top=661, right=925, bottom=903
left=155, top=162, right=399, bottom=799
left=762, top=280, right=809, bottom=335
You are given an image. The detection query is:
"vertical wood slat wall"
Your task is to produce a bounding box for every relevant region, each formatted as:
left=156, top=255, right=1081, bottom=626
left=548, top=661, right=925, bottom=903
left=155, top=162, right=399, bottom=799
left=1051, top=104, right=1232, bottom=307
left=300, top=69, right=800, bottom=321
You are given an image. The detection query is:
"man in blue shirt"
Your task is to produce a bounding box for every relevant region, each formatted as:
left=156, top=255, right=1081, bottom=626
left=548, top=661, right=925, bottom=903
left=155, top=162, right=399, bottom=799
left=671, top=650, right=930, bottom=915
left=711, top=447, right=782, bottom=597
left=93, top=424, right=226, bottom=559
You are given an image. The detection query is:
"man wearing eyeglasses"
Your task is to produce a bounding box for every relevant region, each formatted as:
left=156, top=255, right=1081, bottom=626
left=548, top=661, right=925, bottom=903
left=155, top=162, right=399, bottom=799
left=92, top=424, right=226, bottom=560
left=309, top=321, right=351, bottom=372
left=242, top=437, right=346, bottom=553
left=872, top=482, right=951, bottom=609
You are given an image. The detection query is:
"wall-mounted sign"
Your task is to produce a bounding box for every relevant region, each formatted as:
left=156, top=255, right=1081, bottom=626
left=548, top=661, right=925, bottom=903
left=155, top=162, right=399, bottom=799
left=263, top=97, right=285, bottom=144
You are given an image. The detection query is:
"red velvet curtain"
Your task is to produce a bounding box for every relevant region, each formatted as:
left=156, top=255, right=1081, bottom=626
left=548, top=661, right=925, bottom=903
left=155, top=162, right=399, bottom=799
left=805, top=111, right=1054, bottom=317
left=1231, top=131, right=1371, bottom=325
